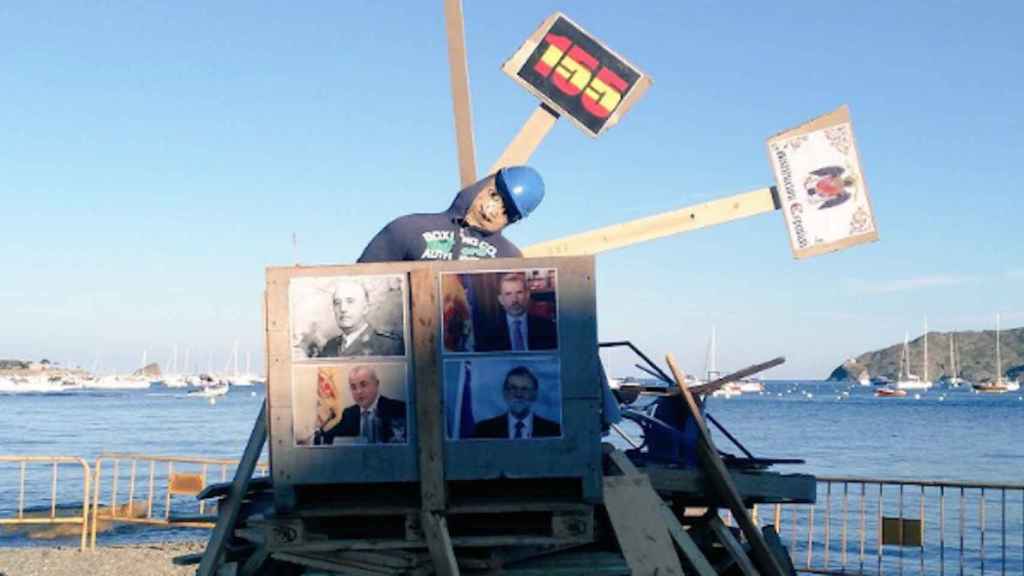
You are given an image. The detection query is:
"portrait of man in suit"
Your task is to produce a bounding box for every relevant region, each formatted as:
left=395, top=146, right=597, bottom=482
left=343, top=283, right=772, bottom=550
left=472, top=366, right=561, bottom=439
left=316, top=280, right=404, bottom=358
left=475, top=273, right=557, bottom=352
left=316, top=365, right=407, bottom=445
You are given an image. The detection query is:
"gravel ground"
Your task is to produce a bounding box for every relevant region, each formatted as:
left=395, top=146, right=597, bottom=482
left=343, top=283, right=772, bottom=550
left=0, top=542, right=204, bottom=576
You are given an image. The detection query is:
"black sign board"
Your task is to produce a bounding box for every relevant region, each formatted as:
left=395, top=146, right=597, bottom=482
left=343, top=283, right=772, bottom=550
left=503, top=13, right=650, bottom=137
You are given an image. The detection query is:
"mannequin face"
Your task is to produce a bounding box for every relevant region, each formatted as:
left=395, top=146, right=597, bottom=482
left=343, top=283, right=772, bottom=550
left=465, top=179, right=509, bottom=233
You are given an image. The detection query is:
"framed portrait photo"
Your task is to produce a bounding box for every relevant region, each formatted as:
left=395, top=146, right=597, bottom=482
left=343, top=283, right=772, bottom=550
left=289, top=274, right=407, bottom=361
left=292, top=362, right=410, bottom=447
left=440, top=268, right=559, bottom=354
left=444, top=356, right=562, bottom=441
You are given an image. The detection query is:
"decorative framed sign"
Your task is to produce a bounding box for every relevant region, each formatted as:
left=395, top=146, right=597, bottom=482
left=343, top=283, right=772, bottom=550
left=502, top=12, right=652, bottom=138
left=767, top=105, right=879, bottom=259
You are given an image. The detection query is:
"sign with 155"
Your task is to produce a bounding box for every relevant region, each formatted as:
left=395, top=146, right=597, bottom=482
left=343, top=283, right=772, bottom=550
left=502, top=13, right=651, bottom=138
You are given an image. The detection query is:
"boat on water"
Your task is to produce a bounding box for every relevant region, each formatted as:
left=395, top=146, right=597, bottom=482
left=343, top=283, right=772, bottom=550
left=972, top=314, right=1019, bottom=394
left=188, top=382, right=230, bottom=398
left=895, top=331, right=932, bottom=391
left=875, top=386, right=907, bottom=398
left=86, top=374, right=152, bottom=390
left=736, top=378, right=764, bottom=394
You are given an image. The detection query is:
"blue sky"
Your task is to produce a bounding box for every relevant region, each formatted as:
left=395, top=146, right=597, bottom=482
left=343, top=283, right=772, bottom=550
left=1, top=2, right=1021, bottom=378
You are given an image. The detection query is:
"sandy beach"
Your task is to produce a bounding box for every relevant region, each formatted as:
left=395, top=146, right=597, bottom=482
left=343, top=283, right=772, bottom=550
left=0, top=542, right=204, bottom=576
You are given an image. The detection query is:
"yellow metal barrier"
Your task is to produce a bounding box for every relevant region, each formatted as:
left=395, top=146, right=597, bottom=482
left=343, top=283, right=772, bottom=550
left=89, top=452, right=268, bottom=549
left=0, top=455, right=92, bottom=551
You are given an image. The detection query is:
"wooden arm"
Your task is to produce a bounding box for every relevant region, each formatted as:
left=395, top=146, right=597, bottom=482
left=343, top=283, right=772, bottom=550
left=523, top=186, right=779, bottom=257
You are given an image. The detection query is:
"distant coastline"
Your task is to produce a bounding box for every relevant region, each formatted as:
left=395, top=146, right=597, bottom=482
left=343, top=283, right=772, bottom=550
left=828, top=327, right=1023, bottom=382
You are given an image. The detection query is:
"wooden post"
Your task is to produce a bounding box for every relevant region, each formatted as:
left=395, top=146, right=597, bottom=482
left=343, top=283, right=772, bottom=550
left=197, top=402, right=268, bottom=576
left=488, top=104, right=560, bottom=174
left=524, top=186, right=778, bottom=257
left=410, top=269, right=459, bottom=575
left=666, top=354, right=787, bottom=576
left=443, top=0, right=478, bottom=187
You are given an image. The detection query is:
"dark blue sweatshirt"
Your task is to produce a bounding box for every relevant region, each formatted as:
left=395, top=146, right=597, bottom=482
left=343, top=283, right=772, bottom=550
left=357, top=175, right=523, bottom=263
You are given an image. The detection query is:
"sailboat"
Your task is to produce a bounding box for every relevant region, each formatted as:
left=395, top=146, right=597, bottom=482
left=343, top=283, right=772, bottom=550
left=973, top=314, right=1020, bottom=393
left=941, top=333, right=965, bottom=388
left=894, top=330, right=932, bottom=391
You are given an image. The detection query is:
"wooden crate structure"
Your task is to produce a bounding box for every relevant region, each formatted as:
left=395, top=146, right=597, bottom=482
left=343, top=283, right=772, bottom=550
left=264, top=256, right=603, bottom=517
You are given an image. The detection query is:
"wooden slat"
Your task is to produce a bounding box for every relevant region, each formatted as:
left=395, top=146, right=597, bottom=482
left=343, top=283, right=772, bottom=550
left=443, top=0, right=478, bottom=187
left=666, top=354, right=786, bottom=576
left=197, top=402, right=268, bottom=576
left=488, top=104, right=560, bottom=173
left=421, top=511, right=460, bottom=576
left=523, top=187, right=777, bottom=257
left=645, top=468, right=817, bottom=505
left=660, top=506, right=717, bottom=576
left=410, top=269, right=445, bottom=512
left=709, top=516, right=759, bottom=576
left=603, top=474, right=684, bottom=575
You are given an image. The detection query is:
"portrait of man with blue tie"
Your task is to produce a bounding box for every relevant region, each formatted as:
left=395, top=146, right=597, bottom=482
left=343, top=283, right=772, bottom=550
left=472, top=366, right=561, bottom=439
left=317, top=365, right=408, bottom=445
left=475, top=273, right=557, bottom=352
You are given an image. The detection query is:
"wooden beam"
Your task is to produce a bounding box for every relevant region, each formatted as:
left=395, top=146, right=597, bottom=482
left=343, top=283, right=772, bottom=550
left=488, top=104, right=560, bottom=174
left=523, top=186, right=778, bottom=257
left=197, top=402, right=268, bottom=576
left=666, top=354, right=787, bottom=576
left=603, top=474, right=685, bottom=576
left=410, top=269, right=446, bottom=512
left=421, top=511, right=460, bottom=576
left=444, top=0, right=478, bottom=187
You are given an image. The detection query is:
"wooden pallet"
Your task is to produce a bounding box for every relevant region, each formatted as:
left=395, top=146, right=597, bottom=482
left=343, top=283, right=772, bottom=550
left=247, top=498, right=594, bottom=552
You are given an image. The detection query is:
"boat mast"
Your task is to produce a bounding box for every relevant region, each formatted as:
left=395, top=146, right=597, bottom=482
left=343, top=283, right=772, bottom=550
left=996, top=313, right=1002, bottom=384
left=923, top=317, right=929, bottom=382
left=902, top=332, right=910, bottom=380
left=949, top=333, right=956, bottom=381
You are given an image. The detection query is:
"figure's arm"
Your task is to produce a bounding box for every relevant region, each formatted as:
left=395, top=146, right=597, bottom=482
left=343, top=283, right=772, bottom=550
left=357, top=222, right=402, bottom=263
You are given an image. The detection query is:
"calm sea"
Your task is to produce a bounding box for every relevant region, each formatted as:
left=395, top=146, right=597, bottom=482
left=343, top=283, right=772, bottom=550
left=1, top=380, right=1022, bottom=552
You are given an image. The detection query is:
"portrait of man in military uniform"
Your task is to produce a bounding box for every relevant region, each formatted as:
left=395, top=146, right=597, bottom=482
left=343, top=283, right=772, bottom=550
left=290, top=275, right=407, bottom=360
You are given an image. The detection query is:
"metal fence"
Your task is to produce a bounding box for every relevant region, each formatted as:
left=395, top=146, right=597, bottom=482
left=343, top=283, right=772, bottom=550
left=89, top=452, right=268, bottom=549
left=748, top=476, right=1024, bottom=575
left=0, top=455, right=91, bottom=551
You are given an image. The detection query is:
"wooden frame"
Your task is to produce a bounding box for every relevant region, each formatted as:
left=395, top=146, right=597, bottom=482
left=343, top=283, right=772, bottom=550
left=265, top=256, right=603, bottom=510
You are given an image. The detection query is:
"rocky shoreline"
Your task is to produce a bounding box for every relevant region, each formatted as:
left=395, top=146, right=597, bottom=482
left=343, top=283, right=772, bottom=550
left=0, top=542, right=204, bottom=576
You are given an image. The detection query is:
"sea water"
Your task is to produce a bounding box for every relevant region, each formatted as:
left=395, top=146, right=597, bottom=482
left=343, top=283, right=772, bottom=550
left=1, top=381, right=1021, bottom=555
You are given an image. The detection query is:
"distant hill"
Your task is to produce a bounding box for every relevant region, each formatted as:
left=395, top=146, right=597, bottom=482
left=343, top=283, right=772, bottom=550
left=828, top=327, right=1024, bottom=382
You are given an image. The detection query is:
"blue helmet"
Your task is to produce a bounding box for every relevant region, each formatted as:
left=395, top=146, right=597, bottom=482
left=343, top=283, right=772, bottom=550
left=495, top=166, right=544, bottom=223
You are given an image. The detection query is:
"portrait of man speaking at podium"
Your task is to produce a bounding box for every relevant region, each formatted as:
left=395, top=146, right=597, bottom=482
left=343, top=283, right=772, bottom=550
left=293, top=363, right=409, bottom=447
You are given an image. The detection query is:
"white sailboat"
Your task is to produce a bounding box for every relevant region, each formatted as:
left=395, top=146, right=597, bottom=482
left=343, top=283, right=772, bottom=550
left=703, top=326, right=741, bottom=398
left=941, top=332, right=966, bottom=388
left=895, top=330, right=932, bottom=391
left=973, top=314, right=1019, bottom=393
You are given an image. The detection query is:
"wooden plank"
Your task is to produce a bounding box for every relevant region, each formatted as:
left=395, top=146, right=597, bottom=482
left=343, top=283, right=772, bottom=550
left=660, top=507, right=717, bottom=576
left=410, top=268, right=445, bottom=512
left=488, top=104, right=560, bottom=173
left=666, top=354, right=786, bottom=576
left=603, top=474, right=684, bottom=576
left=238, top=547, right=270, bottom=576
left=709, top=516, right=759, bottom=576
left=197, top=402, right=268, bottom=576
left=645, top=468, right=817, bottom=505
left=421, top=511, right=460, bottom=576
left=523, top=187, right=776, bottom=257
left=443, top=0, right=478, bottom=187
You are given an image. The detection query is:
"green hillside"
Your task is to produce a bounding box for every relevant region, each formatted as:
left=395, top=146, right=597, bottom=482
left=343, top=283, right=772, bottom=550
left=828, top=327, right=1024, bottom=382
